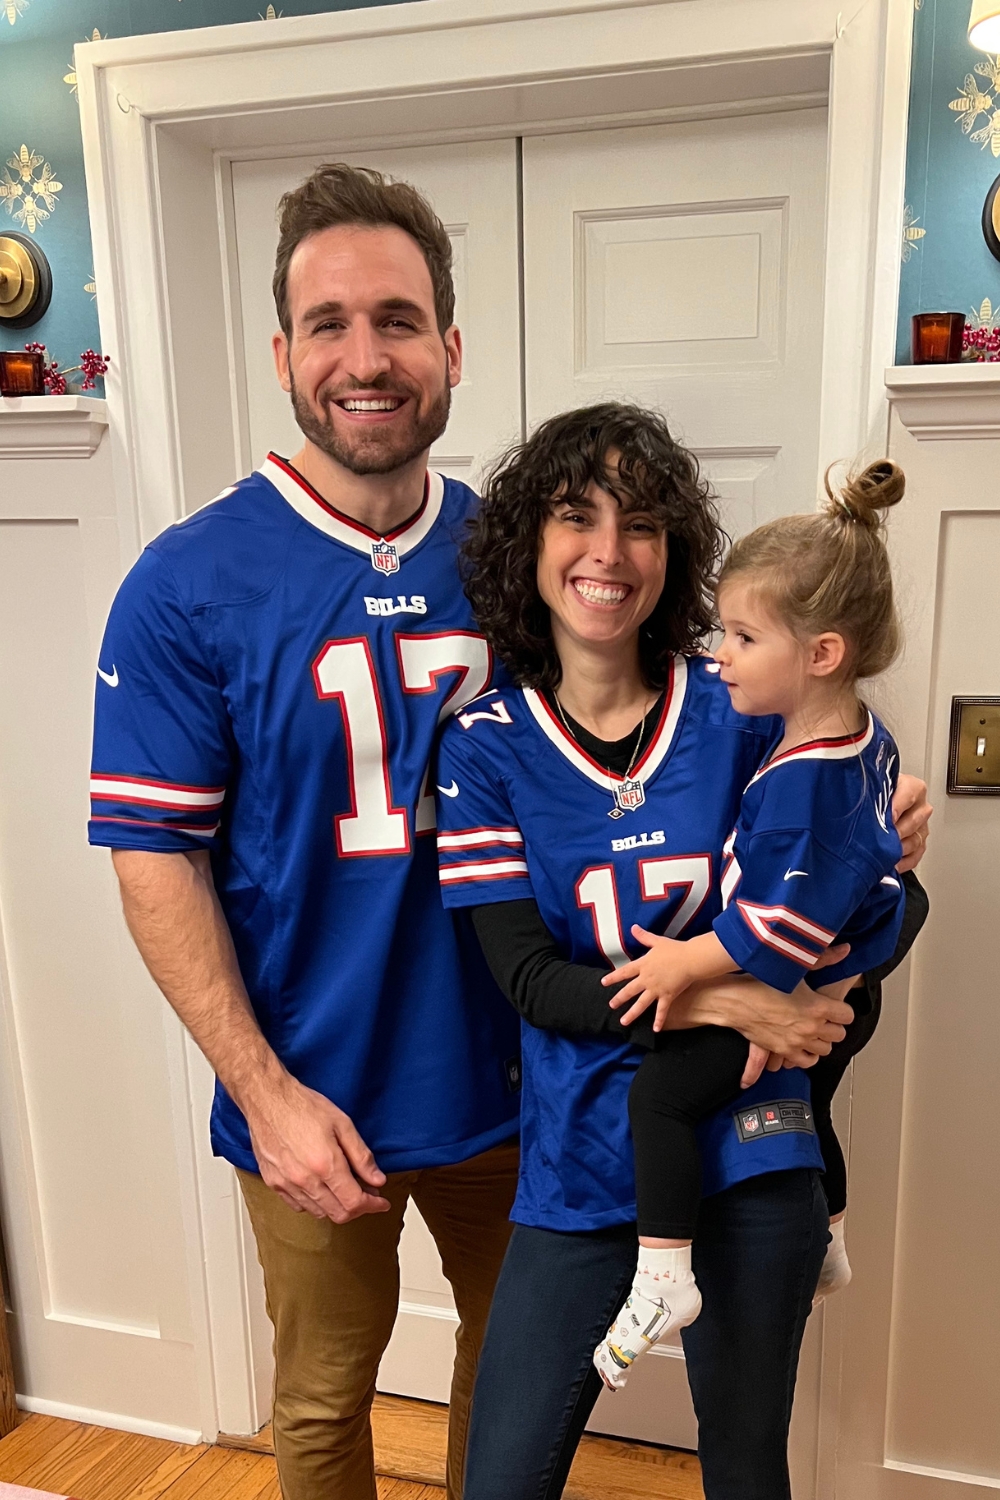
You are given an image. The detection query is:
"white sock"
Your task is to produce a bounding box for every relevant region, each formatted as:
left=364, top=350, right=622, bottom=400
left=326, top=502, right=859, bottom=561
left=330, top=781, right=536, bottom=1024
left=813, top=1216, right=852, bottom=1306
left=636, top=1244, right=694, bottom=1292
left=593, top=1246, right=702, bottom=1391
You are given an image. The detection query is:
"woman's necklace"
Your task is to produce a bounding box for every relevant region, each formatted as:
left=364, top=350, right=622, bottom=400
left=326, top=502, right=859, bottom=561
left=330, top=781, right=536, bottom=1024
left=553, top=692, right=652, bottom=819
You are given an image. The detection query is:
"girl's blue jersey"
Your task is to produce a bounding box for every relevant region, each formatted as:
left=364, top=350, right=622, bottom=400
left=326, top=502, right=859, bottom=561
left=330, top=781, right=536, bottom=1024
left=714, top=711, right=905, bottom=993
left=435, top=656, right=825, bottom=1233
left=89, top=456, right=521, bottom=1174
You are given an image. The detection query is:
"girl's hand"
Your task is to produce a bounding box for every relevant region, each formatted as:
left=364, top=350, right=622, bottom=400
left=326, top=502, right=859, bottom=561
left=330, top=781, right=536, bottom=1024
left=893, top=773, right=932, bottom=872
left=604, top=927, right=690, bottom=1030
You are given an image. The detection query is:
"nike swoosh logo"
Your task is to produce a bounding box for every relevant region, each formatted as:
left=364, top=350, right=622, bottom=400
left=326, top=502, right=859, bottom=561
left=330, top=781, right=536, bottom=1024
left=97, top=665, right=119, bottom=688
left=784, top=869, right=808, bottom=880
left=437, top=781, right=460, bottom=798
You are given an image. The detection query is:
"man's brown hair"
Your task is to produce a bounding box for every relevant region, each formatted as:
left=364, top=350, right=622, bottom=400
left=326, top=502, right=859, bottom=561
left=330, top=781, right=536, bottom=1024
left=272, top=162, right=455, bottom=338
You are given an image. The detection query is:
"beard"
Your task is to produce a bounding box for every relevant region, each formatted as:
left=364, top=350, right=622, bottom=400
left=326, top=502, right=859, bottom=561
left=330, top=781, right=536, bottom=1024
left=289, top=370, right=451, bottom=476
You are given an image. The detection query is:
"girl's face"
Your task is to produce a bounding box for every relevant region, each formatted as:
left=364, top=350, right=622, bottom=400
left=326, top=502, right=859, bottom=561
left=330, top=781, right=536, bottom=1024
left=536, top=473, right=668, bottom=663
left=714, top=579, right=812, bottom=718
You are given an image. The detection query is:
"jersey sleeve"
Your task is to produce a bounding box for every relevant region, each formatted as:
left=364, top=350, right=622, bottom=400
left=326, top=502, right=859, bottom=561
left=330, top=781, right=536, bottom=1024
left=712, top=829, right=895, bottom=993
left=435, top=714, right=534, bottom=908
left=89, top=547, right=234, bottom=852
left=803, top=873, right=905, bottom=990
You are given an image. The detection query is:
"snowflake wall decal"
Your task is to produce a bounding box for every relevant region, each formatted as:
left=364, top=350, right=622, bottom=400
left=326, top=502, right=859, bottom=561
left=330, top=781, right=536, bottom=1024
left=901, top=204, right=926, bottom=262
left=0, top=146, right=63, bottom=234
left=3, top=0, right=29, bottom=25
left=949, top=56, right=1000, bottom=155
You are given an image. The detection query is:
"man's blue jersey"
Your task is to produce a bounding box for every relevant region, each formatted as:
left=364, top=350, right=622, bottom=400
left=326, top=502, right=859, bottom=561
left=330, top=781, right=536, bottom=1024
left=435, top=656, right=824, bottom=1233
left=89, top=455, right=521, bottom=1173
left=714, top=711, right=905, bottom=993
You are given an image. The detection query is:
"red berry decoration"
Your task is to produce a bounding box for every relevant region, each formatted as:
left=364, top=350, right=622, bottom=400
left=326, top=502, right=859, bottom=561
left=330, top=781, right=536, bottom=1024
left=21, top=342, right=110, bottom=391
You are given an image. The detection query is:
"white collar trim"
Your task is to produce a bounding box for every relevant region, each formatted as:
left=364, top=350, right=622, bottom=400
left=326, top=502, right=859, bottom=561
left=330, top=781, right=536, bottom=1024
left=522, top=655, right=688, bottom=793
left=747, top=712, right=875, bottom=787
left=259, top=454, right=444, bottom=557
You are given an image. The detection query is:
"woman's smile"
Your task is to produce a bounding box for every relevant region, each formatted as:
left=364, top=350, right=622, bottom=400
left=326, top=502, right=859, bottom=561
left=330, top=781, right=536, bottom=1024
left=570, top=576, right=634, bottom=608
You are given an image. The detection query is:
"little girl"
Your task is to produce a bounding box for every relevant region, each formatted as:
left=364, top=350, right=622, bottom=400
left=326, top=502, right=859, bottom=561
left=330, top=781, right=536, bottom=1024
left=593, top=460, right=911, bottom=1390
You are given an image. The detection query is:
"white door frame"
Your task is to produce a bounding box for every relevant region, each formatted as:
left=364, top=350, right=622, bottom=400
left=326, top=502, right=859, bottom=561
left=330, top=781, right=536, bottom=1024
left=74, top=0, right=915, bottom=1463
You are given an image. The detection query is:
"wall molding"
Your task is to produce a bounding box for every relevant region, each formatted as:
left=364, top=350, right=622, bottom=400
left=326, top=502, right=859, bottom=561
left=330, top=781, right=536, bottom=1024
left=0, top=398, right=108, bottom=460
left=16, top=1394, right=201, bottom=1446
left=885, top=365, right=1000, bottom=441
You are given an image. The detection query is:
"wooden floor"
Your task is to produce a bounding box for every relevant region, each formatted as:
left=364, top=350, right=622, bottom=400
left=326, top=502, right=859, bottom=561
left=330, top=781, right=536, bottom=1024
left=0, top=1414, right=436, bottom=1500
left=221, top=1396, right=703, bottom=1500
left=0, top=1400, right=703, bottom=1500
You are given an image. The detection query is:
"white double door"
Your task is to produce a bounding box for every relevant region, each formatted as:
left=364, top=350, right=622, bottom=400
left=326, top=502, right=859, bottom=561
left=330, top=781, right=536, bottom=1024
left=230, top=107, right=828, bottom=1450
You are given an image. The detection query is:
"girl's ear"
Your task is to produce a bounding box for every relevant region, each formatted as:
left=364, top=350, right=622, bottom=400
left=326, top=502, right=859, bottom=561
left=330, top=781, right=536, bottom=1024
left=808, top=631, right=848, bottom=678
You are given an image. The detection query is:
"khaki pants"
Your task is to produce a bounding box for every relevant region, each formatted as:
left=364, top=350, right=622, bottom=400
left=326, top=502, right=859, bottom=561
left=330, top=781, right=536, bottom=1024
left=236, top=1140, right=519, bottom=1500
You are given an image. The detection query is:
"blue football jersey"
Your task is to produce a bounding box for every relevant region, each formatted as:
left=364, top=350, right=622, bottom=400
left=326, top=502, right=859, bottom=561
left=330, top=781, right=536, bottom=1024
left=89, top=455, right=521, bottom=1173
left=714, top=711, right=905, bottom=993
left=435, top=657, right=824, bottom=1233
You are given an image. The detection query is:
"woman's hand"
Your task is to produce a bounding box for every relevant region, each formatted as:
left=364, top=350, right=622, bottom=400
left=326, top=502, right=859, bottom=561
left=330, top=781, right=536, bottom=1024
left=740, top=1044, right=771, bottom=1089
left=893, top=773, right=932, bottom=873
left=664, top=972, right=854, bottom=1069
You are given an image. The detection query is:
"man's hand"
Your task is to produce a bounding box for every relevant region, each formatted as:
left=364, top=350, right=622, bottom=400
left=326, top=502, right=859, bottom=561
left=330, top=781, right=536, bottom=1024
left=893, top=773, right=932, bottom=872
left=111, top=848, right=389, bottom=1225
left=245, top=1073, right=390, bottom=1222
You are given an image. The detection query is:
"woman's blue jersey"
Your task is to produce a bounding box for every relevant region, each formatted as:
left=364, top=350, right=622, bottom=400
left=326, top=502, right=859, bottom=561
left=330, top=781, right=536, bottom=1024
left=89, top=456, right=521, bottom=1174
left=714, top=712, right=905, bottom=993
left=435, top=656, right=824, bottom=1233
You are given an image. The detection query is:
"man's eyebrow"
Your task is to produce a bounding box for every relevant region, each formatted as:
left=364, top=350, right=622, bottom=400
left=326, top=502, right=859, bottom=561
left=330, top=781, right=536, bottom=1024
left=300, top=300, right=344, bottom=325
left=299, top=297, right=428, bottom=325
left=377, top=297, right=427, bottom=318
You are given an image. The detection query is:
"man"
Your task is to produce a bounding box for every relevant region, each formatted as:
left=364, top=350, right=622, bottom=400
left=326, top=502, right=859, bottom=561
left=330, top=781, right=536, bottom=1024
left=89, top=164, right=523, bottom=1500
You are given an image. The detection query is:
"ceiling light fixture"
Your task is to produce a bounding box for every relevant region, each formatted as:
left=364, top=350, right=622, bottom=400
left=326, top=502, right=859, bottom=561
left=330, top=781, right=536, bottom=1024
left=969, top=0, right=1000, bottom=52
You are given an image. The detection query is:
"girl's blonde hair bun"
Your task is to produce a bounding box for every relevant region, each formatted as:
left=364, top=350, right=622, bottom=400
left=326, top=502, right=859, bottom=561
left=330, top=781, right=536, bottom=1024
left=824, top=459, right=905, bottom=531
left=718, top=456, right=906, bottom=682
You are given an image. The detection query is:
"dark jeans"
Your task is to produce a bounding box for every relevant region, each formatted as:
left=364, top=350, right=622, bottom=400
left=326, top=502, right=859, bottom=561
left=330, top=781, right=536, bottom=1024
left=464, top=1168, right=829, bottom=1500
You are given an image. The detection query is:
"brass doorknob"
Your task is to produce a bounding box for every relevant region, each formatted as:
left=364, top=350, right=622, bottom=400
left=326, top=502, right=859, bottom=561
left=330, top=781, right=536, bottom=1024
left=0, top=234, right=52, bottom=328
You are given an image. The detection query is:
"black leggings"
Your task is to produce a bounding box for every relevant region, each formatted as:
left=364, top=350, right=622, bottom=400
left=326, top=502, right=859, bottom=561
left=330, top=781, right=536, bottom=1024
left=629, top=1026, right=750, bottom=1239
left=807, top=985, right=883, bottom=1215
left=630, top=990, right=884, bottom=1237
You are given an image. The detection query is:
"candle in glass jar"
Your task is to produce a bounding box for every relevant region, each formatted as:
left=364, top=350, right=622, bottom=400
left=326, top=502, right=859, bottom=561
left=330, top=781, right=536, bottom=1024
left=0, top=349, right=45, bottom=395
left=911, top=312, right=966, bottom=364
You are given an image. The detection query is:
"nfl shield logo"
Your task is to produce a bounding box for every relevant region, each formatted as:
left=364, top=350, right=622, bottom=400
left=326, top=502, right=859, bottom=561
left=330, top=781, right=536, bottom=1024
left=613, top=777, right=645, bottom=814
left=371, top=539, right=399, bottom=575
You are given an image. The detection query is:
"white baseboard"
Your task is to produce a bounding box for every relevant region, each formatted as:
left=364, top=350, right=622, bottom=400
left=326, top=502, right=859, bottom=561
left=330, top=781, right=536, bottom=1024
left=16, top=1394, right=203, bottom=1446
left=885, top=1460, right=1000, bottom=1490
left=377, top=1301, right=458, bottom=1405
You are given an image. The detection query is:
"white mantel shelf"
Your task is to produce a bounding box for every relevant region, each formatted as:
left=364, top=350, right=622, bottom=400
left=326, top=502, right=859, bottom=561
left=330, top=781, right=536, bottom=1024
left=0, top=395, right=108, bottom=459
left=885, top=363, right=1000, bottom=441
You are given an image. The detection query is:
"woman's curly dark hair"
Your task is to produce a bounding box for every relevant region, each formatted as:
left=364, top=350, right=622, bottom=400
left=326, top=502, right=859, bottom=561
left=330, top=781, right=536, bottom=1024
left=463, top=403, right=724, bottom=690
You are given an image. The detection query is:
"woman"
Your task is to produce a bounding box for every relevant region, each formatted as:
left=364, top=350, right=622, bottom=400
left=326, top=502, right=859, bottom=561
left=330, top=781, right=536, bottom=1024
left=434, top=404, right=929, bottom=1500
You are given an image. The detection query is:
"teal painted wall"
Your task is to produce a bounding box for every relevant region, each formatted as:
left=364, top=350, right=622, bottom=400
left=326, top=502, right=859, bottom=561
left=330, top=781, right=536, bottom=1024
left=6, top=1, right=993, bottom=379
left=898, top=0, right=1000, bottom=360
left=0, top=0, right=417, bottom=385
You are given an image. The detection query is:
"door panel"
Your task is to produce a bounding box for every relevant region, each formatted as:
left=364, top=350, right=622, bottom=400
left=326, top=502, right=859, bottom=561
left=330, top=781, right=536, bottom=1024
left=0, top=441, right=206, bottom=1434
left=230, top=141, right=523, bottom=487
left=522, top=110, right=829, bottom=536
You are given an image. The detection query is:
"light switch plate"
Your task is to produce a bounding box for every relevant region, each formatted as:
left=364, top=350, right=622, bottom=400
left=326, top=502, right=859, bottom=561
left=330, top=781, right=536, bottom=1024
left=947, top=697, right=1000, bottom=794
